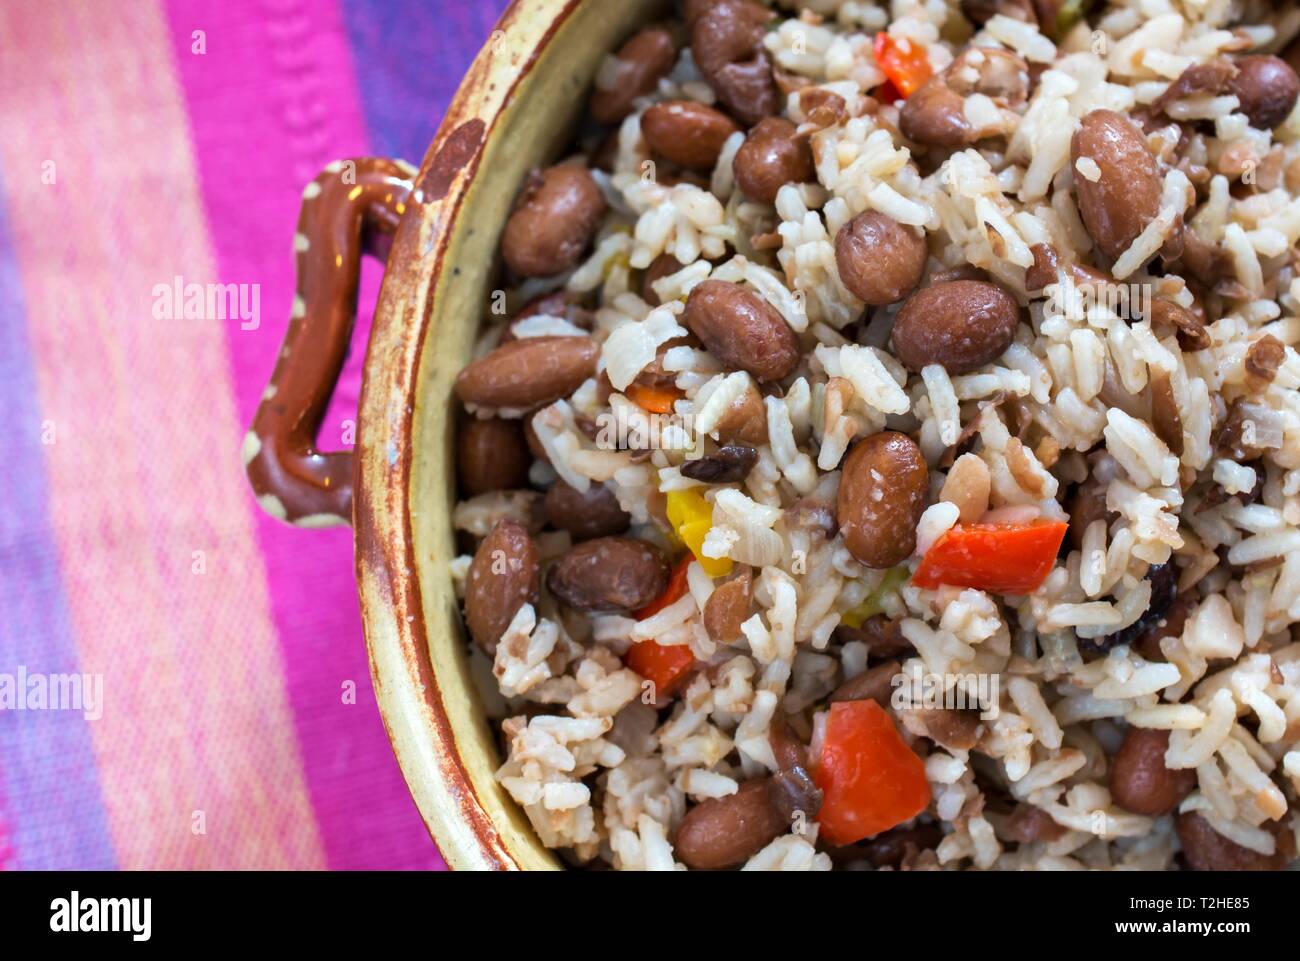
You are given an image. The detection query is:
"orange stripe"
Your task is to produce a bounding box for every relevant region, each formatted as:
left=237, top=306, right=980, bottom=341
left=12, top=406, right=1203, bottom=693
left=0, top=0, right=326, bottom=868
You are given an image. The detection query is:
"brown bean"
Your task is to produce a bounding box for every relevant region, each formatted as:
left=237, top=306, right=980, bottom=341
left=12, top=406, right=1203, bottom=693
left=767, top=714, right=810, bottom=774
left=799, top=87, right=848, bottom=127
left=1176, top=227, right=1234, bottom=290
left=1244, top=333, right=1285, bottom=393
left=912, top=708, right=982, bottom=751
left=1151, top=296, right=1210, bottom=351
left=641, top=253, right=683, bottom=307
left=1131, top=591, right=1193, bottom=663
left=703, top=567, right=753, bottom=642
left=786, top=497, right=838, bottom=538
left=681, top=444, right=758, bottom=483
left=838, top=431, right=929, bottom=568
left=891, top=280, right=1020, bottom=374
left=685, top=280, right=800, bottom=382
left=590, top=27, right=678, bottom=125
left=1230, top=55, right=1300, bottom=131
left=642, top=100, right=741, bottom=171
left=1109, top=728, right=1197, bottom=816
left=1176, top=811, right=1295, bottom=871
left=543, top=480, right=630, bottom=541
left=1003, top=803, right=1066, bottom=843
left=733, top=117, right=814, bottom=204
left=830, top=660, right=901, bottom=707
left=1217, top=398, right=1267, bottom=462
left=960, top=0, right=1035, bottom=26
left=673, top=778, right=788, bottom=869
left=683, top=0, right=718, bottom=29
left=1024, top=242, right=1058, bottom=292
left=455, top=336, right=598, bottom=409
left=1066, top=477, right=1116, bottom=551
left=464, top=519, right=540, bottom=654
left=714, top=379, right=769, bottom=444
left=901, top=44, right=1029, bottom=147
left=1070, top=110, right=1162, bottom=261
left=852, top=823, right=945, bottom=867
left=501, top=165, right=607, bottom=278
left=546, top=537, right=668, bottom=612
left=767, top=716, right=822, bottom=820
left=900, top=75, right=972, bottom=147
left=457, top=418, right=531, bottom=496
left=1148, top=369, right=1184, bottom=456
left=692, top=0, right=778, bottom=126
left=833, top=615, right=914, bottom=658
left=1151, top=59, right=1237, bottom=116
left=835, top=210, right=928, bottom=306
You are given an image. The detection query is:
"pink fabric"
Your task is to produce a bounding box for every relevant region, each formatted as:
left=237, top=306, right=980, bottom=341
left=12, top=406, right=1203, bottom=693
left=0, top=0, right=506, bottom=869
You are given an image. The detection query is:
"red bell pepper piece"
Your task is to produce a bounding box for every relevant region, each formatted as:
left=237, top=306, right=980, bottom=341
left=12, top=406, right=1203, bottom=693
left=626, top=557, right=696, bottom=697
left=625, top=640, right=695, bottom=699
left=912, top=520, right=1068, bottom=595
left=873, top=33, right=932, bottom=98
left=875, top=80, right=902, bottom=104
left=814, top=700, right=931, bottom=847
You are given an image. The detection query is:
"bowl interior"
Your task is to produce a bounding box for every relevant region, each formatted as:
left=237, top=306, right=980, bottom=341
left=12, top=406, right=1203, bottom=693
left=403, top=0, right=671, bottom=868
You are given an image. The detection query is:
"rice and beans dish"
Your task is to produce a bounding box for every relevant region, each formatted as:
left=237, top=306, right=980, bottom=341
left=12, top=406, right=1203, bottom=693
left=450, top=0, right=1300, bottom=871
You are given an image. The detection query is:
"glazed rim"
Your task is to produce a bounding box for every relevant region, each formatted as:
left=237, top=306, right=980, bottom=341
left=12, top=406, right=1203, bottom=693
left=354, top=0, right=668, bottom=870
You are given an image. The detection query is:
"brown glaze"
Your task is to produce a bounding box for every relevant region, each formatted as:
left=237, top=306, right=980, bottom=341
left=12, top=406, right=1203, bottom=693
left=246, top=157, right=414, bottom=527
left=420, top=119, right=487, bottom=201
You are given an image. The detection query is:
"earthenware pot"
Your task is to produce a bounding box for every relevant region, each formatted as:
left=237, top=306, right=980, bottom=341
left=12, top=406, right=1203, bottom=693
left=245, top=0, right=670, bottom=869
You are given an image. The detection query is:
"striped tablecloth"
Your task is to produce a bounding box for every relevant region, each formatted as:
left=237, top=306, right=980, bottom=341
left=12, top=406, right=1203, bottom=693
left=0, top=0, right=507, bottom=870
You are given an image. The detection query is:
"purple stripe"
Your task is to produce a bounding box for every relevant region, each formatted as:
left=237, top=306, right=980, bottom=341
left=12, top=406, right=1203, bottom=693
left=0, top=174, right=117, bottom=869
left=162, top=0, right=441, bottom=869
left=338, top=0, right=509, bottom=166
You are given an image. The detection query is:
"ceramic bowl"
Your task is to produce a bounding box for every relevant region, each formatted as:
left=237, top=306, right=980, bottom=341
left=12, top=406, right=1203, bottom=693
left=246, top=0, right=671, bottom=869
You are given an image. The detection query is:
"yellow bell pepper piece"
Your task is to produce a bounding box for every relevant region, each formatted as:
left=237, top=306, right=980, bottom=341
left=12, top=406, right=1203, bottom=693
left=665, top=489, right=732, bottom=578
left=840, top=566, right=910, bottom=628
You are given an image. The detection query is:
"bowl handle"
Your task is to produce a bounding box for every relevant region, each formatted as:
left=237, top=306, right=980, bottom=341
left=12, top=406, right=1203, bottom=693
left=244, top=157, right=415, bottom=528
